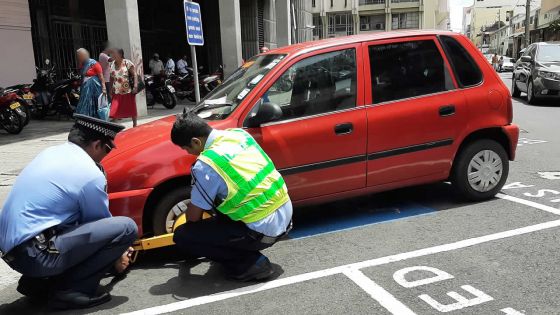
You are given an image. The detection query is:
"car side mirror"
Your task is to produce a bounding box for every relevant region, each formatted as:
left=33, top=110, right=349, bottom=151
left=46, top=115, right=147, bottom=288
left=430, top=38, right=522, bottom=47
left=245, top=101, right=282, bottom=128
left=520, top=56, right=532, bottom=63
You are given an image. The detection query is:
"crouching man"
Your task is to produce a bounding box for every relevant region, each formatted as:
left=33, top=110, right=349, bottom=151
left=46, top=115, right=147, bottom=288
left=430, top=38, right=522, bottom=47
left=171, top=113, right=293, bottom=281
left=0, top=114, right=137, bottom=310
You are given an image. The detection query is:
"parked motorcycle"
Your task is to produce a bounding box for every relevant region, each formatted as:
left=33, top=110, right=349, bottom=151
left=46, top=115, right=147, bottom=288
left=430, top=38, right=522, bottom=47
left=3, top=84, right=32, bottom=125
left=0, top=88, right=28, bottom=134
left=185, top=66, right=223, bottom=102
left=30, top=60, right=80, bottom=119
left=144, top=74, right=177, bottom=109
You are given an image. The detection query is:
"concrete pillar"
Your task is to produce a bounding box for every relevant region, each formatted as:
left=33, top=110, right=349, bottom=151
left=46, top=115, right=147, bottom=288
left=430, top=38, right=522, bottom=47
left=219, top=0, right=243, bottom=78
left=276, top=0, right=291, bottom=46
left=0, top=0, right=36, bottom=87
left=104, top=0, right=147, bottom=117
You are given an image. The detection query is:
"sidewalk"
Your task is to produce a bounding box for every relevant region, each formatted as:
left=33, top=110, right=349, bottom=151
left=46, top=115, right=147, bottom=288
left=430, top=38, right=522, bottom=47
left=0, top=103, right=192, bottom=290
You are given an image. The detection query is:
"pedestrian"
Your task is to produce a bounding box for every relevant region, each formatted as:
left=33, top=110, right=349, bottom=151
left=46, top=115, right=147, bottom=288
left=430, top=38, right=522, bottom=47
left=0, top=114, right=137, bottom=310
left=492, top=53, right=499, bottom=71
left=75, top=48, right=106, bottom=118
left=98, top=47, right=113, bottom=102
left=149, top=53, right=164, bottom=76
left=170, top=113, right=293, bottom=281
left=498, top=56, right=504, bottom=72
left=165, top=56, right=176, bottom=76
left=109, top=48, right=138, bottom=127
left=177, top=55, right=189, bottom=76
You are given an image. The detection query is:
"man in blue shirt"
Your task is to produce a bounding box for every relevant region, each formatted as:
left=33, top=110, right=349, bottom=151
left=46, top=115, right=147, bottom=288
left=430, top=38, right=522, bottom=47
left=0, top=114, right=137, bottom=310
left=171, top=113, right=293, bottom=282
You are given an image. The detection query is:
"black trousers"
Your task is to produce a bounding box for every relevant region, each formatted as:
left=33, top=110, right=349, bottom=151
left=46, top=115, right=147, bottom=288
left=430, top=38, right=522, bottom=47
left=7, top=217, right=137, bottom=295
left=173, top=216, right=274, bottom=275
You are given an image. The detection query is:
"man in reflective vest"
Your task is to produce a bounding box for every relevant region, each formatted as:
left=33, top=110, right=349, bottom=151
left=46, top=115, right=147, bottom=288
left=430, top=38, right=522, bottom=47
left=170, top=113, right=293, bottom=281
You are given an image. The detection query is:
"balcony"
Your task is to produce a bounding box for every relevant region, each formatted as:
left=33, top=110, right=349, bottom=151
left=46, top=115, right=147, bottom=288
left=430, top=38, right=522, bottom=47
left=360, top=0, right=385, bottom=5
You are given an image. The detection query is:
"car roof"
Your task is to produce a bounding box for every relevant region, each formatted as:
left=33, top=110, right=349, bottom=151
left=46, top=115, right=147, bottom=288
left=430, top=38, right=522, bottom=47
left=266, top=30, right=461, bottom=57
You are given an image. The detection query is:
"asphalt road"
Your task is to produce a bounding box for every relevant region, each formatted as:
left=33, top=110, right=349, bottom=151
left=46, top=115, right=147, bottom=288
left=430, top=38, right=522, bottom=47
left=0, top=73, right=559, bottom=315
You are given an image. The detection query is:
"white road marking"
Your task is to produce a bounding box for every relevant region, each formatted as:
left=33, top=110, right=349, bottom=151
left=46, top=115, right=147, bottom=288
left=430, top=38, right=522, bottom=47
left=123, top=217, right=560, bottom=314
left=538, top=172, right=560, bottom=180
left=343, top=269, right=417, bottom=315
left=393, top=266, right=454, bottom=288
left=418, top=285, right=494, bottom=312
left=496, top=193, right=560, bottom=215
left=501, top=307, right=526, bottom=314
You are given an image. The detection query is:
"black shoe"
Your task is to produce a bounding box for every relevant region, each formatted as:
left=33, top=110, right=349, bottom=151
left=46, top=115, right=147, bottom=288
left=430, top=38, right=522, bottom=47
left=16, top=276, right=51, bottom=300
left=228, top=256, right=275, bottom=282
left=49, top=290, right=111, bottom=310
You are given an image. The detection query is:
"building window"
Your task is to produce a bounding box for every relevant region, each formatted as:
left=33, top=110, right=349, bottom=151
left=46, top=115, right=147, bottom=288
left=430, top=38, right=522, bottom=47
left=391, top=0, right=418, bottom=3
left=360, top=15, right=385, bottom=31
left=331, top=0, right=334, bottom=7
left=313, top=14, right=324, bottom=39
left=391, top=12, right=420, bottom=30
left=328, top=13, right=354, bottom=36
left=312, top=0, right=316, bottom=7
left=359, top=0, right=385, bottom=4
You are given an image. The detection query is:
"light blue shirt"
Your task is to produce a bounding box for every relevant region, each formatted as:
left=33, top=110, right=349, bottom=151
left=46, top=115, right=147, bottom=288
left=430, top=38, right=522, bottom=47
left=0, top=142, right=111, bottom=253
left=191, top=130, right=293, bottom=237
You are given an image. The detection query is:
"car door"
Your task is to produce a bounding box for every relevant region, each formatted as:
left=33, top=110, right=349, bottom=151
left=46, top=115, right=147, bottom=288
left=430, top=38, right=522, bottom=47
left=240, top=45, right=367, bottom=201
left=516, top=45, right=535, bottom=92
left=362, top=36, right=468, bottom=187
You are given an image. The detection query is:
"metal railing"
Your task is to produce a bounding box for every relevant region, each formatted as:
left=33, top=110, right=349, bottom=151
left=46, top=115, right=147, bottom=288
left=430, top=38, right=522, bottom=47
left=391, top=0, right=419, bottom=3
left=359, top=0, right=385, bottom=5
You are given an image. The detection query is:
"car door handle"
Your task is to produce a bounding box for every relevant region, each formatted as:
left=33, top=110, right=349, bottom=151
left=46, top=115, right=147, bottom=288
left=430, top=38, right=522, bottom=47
left=334, top=122, right=353, bottom=135
left=439, top=105, right=456, bottom=117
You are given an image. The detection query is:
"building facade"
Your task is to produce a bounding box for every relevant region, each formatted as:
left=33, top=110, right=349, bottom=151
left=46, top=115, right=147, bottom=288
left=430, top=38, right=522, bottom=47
left=309, top=0, right=450, bottom=40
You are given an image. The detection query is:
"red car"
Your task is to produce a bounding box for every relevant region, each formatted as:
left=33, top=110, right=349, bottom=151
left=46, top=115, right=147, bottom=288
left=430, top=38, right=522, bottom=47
left=103, top=30, right=519, bottom=236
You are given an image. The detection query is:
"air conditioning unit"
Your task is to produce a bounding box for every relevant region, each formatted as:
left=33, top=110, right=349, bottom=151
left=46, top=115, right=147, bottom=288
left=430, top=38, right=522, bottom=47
left=361, top=24, right=371, bottom=31
left=375, top=23, right=385, bottom=30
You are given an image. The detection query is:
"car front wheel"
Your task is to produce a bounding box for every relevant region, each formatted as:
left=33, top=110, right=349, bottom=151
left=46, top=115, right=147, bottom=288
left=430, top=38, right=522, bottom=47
left=152, top=187, right=191, bottom=235
left=527, top=79, right=538, bottom=104
left=452, top=139, right=509, bottom=201
left=511, top=76, right=521, bottom=97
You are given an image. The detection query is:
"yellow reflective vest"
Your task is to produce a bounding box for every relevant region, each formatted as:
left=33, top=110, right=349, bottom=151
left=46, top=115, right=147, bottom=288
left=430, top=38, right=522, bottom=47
left=197, top=129, right=289, bottom=223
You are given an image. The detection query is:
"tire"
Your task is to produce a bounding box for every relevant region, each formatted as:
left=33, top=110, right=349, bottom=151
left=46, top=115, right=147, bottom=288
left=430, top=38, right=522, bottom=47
left=152, top=187, right=191, bottom=235
left=17, top=99, right=31, bottom=125
left=162, top=91, right=177, bottom=109
left=452, top=139, right=509, bottom=201
left=527, top=78, right=538, bottom=105
left=511, top=76, right=521, bottom=97
left=2, top=108, right=25, bottom=134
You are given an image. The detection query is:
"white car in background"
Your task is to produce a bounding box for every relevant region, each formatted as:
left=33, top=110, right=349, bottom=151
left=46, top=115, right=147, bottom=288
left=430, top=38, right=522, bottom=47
left=500, top=56, right=516, bottom=72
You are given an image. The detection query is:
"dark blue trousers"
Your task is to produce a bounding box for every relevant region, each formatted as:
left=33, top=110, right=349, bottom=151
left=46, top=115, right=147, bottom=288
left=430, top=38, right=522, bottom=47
left=173, top=216, right=272, bottom=275
left=7, top=216, right=137, bottom=295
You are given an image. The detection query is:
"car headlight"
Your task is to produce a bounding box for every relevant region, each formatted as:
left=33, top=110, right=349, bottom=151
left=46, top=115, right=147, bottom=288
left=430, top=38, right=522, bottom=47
left=538, top=70, right=560, bottom=80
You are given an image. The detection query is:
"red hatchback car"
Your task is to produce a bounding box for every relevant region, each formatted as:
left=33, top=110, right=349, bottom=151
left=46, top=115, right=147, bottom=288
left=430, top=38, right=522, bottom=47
left=103, top=31, right=519, bottom=236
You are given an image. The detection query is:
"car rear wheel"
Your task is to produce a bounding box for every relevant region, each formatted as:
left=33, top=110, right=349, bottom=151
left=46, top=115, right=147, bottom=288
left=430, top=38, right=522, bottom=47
left=452, top=139, right=509, bottom=201
left=152, top=187, right=191, bottom=235
left=527, top=79, right=538, bottom=104
left=511, top=76, right=521, bottom=97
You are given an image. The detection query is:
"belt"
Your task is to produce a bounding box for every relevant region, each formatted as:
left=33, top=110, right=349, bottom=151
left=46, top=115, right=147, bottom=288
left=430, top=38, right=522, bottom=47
left=1, top=227, right=59, bottom=265
left=247, top=220, right=293, bottom=245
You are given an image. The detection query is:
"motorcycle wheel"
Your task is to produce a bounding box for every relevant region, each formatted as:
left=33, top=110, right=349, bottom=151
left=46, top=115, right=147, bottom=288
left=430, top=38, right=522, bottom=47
left=146, top=90, right=155, bottom=106
left=2, top=108, right=25, bottom=134
left=162, top=91, right=177, bottom=109
left=16, top=99, right=31, bottom=125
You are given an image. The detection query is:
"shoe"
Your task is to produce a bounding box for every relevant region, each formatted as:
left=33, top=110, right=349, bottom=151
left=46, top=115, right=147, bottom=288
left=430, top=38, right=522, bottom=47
left=49, top=290, right=111, bottom=310
left=228, top=256, right=275, bottom=282
left=16, top=276, right=51, bottom=300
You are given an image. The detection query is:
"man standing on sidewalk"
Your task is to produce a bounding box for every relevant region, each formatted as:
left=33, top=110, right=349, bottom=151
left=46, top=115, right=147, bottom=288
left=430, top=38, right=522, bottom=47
left=0, top=114, right=137, bottom=310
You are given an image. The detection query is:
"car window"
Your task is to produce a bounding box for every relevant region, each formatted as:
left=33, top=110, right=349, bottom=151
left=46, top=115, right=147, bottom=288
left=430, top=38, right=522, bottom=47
left=256, top=48, right=357, bottom=122
left=536, top=45, right=560, bottom=62
left=368, top=40, right=454, bottom=104
left=439, top=35, right=483, bottom=88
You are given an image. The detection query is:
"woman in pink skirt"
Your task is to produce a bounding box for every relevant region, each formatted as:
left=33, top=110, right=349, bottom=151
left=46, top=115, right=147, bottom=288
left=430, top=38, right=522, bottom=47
left=109, top=48, right=138, bottom=127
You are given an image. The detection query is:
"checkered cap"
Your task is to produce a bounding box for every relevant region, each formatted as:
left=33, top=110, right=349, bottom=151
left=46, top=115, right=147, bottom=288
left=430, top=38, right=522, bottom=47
left=73, top=114, right=125, bottom=140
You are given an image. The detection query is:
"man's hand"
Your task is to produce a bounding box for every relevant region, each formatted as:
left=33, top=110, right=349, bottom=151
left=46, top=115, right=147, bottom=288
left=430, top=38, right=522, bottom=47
left=114, top=247, right=134, bottom=274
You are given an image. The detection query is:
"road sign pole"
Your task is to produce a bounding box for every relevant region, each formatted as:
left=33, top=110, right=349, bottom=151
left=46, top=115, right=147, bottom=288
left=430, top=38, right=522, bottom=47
left=191, top=45, right=200, bottom=103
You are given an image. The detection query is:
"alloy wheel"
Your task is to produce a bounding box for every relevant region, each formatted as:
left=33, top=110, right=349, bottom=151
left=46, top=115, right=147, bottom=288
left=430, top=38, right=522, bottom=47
left=467, top=150, right=503, bottom=192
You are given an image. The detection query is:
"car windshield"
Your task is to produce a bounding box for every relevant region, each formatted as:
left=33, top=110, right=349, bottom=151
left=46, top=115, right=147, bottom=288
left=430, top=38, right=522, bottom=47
left=193, top=54, right=286, bottom=120
left=537, top=45, right=560, bottom=62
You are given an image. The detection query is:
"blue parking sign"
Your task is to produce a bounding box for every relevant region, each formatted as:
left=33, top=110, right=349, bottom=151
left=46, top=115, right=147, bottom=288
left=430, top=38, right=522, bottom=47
left=184, top=1, right=204, bottom=46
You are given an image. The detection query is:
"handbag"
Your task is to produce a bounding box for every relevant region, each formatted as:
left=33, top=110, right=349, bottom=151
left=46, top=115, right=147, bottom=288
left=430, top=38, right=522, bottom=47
left=127, top=60, right=145, bottom=94
left=97, top=93, right=110, bottom=121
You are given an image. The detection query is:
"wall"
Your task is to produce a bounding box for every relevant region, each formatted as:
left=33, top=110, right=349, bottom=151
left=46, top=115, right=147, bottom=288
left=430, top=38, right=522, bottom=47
left=0, top=0, right=36, bottom=87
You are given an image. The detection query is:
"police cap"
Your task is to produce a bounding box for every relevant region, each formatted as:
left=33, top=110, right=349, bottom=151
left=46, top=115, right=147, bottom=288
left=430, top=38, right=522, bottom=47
left=73, top=114, right=125, bottom=148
